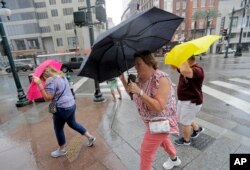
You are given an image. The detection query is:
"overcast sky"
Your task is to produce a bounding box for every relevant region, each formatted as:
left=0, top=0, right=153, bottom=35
left=105, top=0, right=130, bottom=25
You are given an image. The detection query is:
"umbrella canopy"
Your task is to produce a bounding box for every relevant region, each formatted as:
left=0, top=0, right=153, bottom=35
left=78, top=7, right=183, bottom=82
left=27, top=59, right=62, bottom=101
left=165, top=35, right=221, bottom=67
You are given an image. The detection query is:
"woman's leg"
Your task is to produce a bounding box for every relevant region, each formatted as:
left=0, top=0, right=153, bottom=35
left=66, top=105, right=87, bottom=135
left=117, top=87, right=122, bottom=99
left=53, top=114, right=66, bottom=148
left=140, top=129, right=166, bottom=170
left=161, top=135, right=177, bottom=159
left=110, top=89, right=116, bottom=101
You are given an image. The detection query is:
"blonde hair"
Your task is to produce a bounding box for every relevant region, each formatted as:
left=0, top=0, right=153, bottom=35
left=42, top=66, right=64, bottom=79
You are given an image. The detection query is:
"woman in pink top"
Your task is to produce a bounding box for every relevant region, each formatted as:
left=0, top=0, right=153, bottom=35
left=120, top=51, right=181, bottom=170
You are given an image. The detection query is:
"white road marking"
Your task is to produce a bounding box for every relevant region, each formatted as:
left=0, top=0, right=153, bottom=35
left=202, top=85, right=250, bottom=114
left=196, top=117, right=250, bottom=147
left=73, top=77, right=88, bottom=91
left=229, top=78, right=250, bottom=85
left=210, top=81, right=250, bottom=95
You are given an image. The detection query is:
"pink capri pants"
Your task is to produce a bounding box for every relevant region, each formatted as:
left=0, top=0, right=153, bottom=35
left=140, top=127, right=177, bottom=170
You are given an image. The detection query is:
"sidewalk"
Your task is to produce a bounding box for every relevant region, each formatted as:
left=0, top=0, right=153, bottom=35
left=0, top=95, right=250, bottom=170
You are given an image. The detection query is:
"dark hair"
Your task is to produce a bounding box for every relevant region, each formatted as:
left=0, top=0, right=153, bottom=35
left=188, top=55, right=195, bottom=61
left=134, top=50, right=158, bottom=70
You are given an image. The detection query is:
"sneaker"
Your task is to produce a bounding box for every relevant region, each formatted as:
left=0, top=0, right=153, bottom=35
left=87, top=137, right=96, bottom=147
left=50, top=148, right=67, bottom=158
left=174, top=137, right=191, bottom=146
left=191, top=127, right=205, bottom=139
left=163, top=157, right=181, bottom=169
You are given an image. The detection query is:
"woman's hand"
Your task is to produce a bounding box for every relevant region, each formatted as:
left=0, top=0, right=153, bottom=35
left=33, top=76, right=42, bottom=85
left=128, top=82, right=141, bottom=95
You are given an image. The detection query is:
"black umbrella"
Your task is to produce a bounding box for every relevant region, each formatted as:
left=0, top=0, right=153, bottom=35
left=78, top=7, right=183, bottom=82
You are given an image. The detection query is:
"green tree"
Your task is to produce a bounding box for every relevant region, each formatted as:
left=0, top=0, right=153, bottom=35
left=192, top=10, right=204, bottom=38
left=201, top=8, right=219, bottom=35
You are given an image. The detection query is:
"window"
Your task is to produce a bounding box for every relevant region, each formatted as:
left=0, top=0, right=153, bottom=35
left=27, top=39, right=39, bottom=49
left=54, top=24, right=61, bottom=31
left=176, top=1, right=180, bottom=10
left=67, top=37, right=77, bottom=47
left=232, top=17, right=238, bottom=27
left=63, top=8, right=74, bottom=16
left=15, top=40, right=26, bottom=50
left=51, top=9, right=58, bottom=17
left=56, top=38, right=63, bottom=46
left=40, top=26, right=51, bottom=33
left=49, top=0, right=56, bottom=5
left=201, top=0, right=206, bottom=7
left=37, top=12, right=48, bottom=19
left=6, top=23, right=40, bottom=36
left=5, top=12, right=36, bottom=22
left=65, top=23, right=74, bottom=30
left=210, top=0, right=214, bottom=6
left=193, top=0, right=198, bottom=8
left=182, top=0, right=186, bottom=9
left=35, top=2, right=46, bottom=8
left=61, top=0, right=72, bottom=4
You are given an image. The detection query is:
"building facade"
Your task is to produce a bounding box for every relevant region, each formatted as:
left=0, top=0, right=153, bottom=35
left=2, top=0, right=105, bottom=58
left=216, top=0, right=250, bottom=53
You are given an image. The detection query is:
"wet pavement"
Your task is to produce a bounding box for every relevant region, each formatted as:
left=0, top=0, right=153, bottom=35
left=1, top=93, right=250, bottom=170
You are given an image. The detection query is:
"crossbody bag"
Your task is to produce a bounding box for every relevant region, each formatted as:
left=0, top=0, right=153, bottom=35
left=143, top=76, right=170, bottom=134
left=48, top=81, right=66, bottom=114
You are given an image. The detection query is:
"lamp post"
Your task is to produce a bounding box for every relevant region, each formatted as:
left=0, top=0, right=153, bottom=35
left=225, top=8, right=235, bottom=58
left=235, top=0, right=247, bottom=57
left=86, top=0, right=105, bottom=102
left=0, top=0, right=30, bottom=107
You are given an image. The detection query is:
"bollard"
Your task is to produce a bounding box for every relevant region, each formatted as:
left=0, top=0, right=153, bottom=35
left=66, top=73, right=75, bottom=99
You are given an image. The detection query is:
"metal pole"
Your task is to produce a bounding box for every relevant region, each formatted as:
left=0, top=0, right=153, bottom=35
left=225, top=8, right=235, bottom=58
left=86, top=0, right=104, bottom=102
left=0, top=1, right=30, bottom=107
left=235, top=0, right=247, bottom=57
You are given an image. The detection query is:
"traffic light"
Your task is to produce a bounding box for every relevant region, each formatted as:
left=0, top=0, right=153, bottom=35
left=95, top=5, right=106, bottom=22
left=73, top=11, right=86, bottom=27
left=222, top=28, right=228, bottom=36
left=95, top=0, right=106, bottom=22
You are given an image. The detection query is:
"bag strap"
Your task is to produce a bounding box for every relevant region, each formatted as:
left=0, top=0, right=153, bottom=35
left=54, top=78, right=67, bottom=101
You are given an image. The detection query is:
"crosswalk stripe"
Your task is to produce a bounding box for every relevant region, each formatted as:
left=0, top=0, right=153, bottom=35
left=73, top=77, right=88, bottom=91
left=210, top=81, right=250, bottom=95
left=202, top=85, right=250, bottom=114
left=229, top=78, right=250, bottom=85
left=100, top=87, right=126, bottom=93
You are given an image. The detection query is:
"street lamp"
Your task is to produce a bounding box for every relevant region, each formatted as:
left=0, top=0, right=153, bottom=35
left=235, top=0, right=247, bottom=57
left=0, top=0, right=30, bottom=107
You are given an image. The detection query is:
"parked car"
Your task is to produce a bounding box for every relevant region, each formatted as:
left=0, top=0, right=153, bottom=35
left=218, top=48, right=236, bottom=54
left=5, top=62, right=34, bottom=73
left=61, top=57, right=84, bottom=73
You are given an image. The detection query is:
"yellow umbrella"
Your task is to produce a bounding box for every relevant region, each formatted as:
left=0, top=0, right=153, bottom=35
left=164, top=43, right=200, bottom=67
left=190, top=35, right=221, bottom=55
left=164, top=35, right=221, bottom=67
